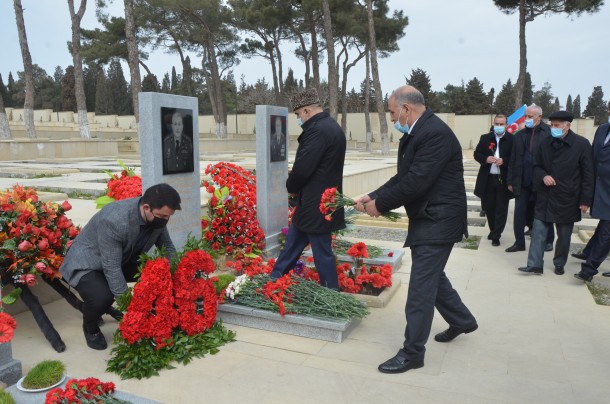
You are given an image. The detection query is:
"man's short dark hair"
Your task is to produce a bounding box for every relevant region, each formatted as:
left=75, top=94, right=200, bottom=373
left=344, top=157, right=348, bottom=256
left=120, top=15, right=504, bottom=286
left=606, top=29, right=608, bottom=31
left=141, top=183, right=181, bottom=210
left=495, top=113, right=507, bottom=121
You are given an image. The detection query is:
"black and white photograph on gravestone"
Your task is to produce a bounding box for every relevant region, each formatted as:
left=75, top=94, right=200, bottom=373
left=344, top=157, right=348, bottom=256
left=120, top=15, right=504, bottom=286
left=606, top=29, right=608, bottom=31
left=161, top=107, right=195, bottom=175
left=270, top=114, right=287, bottom=162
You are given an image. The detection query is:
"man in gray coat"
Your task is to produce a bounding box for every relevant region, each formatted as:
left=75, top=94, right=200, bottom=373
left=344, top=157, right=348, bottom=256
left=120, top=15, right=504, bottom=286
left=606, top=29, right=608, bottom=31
left=60, top=183, right=181, bottom=350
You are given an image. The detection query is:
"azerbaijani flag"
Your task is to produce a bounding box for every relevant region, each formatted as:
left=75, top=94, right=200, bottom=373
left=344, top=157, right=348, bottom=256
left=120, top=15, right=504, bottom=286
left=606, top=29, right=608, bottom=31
left=506, top=104, right=527, bottom=134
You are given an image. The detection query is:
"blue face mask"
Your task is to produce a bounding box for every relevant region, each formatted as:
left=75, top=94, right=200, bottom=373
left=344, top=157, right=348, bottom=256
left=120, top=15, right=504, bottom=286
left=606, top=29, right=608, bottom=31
left=296, top=117, right=303, bottom=127
left=493, top=126, right=506, bottom=136
left=524, top=119, right=535, bottom=128
left=551, top=127, right=564, bottom=138
left=394, top=108, right=409, bottom=134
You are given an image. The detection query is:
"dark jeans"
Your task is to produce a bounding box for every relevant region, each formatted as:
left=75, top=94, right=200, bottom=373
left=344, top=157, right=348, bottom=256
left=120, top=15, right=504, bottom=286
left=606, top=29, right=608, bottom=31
left=514, top=187, right=554, bottom=247
left=271, top=225, right=338, bottom=289
left=400, top=243, right=477, bottom=361
left=527, top=219, right=574, bottom=270
left=581, top=220, right=610, bottom=277
left=482, top=175, right=510, bottom=240
left=76, top=271, right=115, bottom=333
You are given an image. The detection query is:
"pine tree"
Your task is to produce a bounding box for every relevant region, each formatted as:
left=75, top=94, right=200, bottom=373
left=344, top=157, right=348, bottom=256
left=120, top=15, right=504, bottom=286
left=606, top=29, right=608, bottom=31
left=142, top=73, right=160, bottom=92
left=171, top=66, right=179, bottom=94
left=0, top=74, right=8, bottom=108
left=107, top=60, right=131, bottom=115
left=552, top=97, right=560, bottom=114
left=532, top=82, right=554, bottom=117
left=573, top=95, right=581, bottom=118
left=566, top=95, right=573, bottom=114
left=83, top=64, right=100, bottom=112
left=406, top=68, right=440, bottom=112
left=94, top=69, right=112, bottom=115
left=465, top=77, right=488, bottom=114
left=493, top=79, right=516, bottom=115
left=161, top=73, right=171, bottom=93
left=6, top=72, right=16, bottom=108
left=583, top=86, right=607, bottom=125
left=523, top=72, right=533, bottom=106
left=441, top=83, right=468, bottom=115
left=61, top=65, right=77, bottom=112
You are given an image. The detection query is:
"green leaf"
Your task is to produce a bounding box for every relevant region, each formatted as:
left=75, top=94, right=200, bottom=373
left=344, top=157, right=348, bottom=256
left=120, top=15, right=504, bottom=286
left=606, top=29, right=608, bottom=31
left=1, top=238, right=16, bottom=251
left=95, top=195, right=115, bottom=209
left=2, top=288, right=22, bottom=305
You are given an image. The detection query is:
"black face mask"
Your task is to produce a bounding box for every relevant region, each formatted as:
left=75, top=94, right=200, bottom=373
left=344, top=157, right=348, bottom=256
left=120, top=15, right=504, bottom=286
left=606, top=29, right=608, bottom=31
left=149, top=215, right=169, bottom=229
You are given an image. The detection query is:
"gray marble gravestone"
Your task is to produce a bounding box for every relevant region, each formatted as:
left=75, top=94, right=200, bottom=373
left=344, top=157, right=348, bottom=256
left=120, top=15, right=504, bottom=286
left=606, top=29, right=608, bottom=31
left=0, top=342, right=21, bottom=386
left=256, top=105, right=289, bottom=258
left=139, top=93, right=201, bottom=250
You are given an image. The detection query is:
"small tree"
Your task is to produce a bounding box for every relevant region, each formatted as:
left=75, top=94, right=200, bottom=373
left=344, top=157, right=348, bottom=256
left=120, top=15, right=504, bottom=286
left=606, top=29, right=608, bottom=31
left=566, top=94, right=573, bottom=115
left=583, top=86, right=607, bottom=125
left=573, top=94, right=582, bottom=118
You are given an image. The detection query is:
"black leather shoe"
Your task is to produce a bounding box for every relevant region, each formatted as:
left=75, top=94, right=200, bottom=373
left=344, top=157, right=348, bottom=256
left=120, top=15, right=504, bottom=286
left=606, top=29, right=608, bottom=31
left=554, top=267, right=564, bottom=275
left=487, top=234, right=492, bottom=240
left=378, top=352, right=424, bottom=374
left=571, top=252, right=587, bottom=261
left=545, top=243, right=553, bottom=252
left=518, top=266, right=543, bottom=275
left=434, top=323, right=478, bottom=343
left=603, top=272, right=610, bottom=277
left=574, top=272, right=593, bottom=282
left=505, top=244, right=525, bottom=252
left=83, top=326, right=108, bottom=350
left=492, top=239, right=500, bottom=246
left=479, top=210, right=486, bottom=217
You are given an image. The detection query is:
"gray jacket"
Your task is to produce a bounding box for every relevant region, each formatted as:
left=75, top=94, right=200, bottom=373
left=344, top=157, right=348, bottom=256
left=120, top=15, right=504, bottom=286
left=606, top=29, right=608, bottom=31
left=60, top=198, right=176, bottom=297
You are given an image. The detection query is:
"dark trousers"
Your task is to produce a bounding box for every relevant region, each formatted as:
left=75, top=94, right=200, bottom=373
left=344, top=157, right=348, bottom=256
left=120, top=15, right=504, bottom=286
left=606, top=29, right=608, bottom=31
left=514, top=187, right=554, bottom=247
left=482, top=175, right=511, bottom=240
left=76, top=271, right=115, bottom=333
left=271, top=225, right=339, bottom=290
left=581, top=220, right=610, bottom=277
left=401, top=243, right=477, bottom=361
left=527, top=219, right=574, bottom=269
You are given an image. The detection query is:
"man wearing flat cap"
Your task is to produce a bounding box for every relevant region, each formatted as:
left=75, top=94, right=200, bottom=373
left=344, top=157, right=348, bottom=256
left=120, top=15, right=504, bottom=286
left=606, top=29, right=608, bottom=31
left=519, top=111, right=594, bottom=276
left=270, top=88, right=346, bottom=289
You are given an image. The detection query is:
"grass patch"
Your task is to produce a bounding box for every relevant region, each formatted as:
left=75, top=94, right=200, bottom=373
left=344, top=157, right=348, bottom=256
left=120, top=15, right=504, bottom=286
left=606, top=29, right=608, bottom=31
left=0, top=389, right=15, bottom=404
left=455, top=236, right=480, bottom=250
left=22, top=360, right=65, bottom=389
left=32, top=173, right=61, bottom=179
left=586, top=282, right=610, bottom=306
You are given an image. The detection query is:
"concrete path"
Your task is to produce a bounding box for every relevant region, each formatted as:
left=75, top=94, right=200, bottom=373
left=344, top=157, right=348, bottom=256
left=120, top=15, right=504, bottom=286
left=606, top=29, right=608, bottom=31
left=4, top=153, right=610, bottom=403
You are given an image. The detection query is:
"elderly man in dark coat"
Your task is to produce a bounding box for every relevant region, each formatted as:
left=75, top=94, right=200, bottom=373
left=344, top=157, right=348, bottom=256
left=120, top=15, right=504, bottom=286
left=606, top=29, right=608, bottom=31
left=474, top=114, right=514, bottom=246
left=574, top=102, right=610, bottom=281
left=519, top=111, right=594, bottom=276
left=355, top=85, right=477, bottom=374
left=269, top=88, right=346, bottom=289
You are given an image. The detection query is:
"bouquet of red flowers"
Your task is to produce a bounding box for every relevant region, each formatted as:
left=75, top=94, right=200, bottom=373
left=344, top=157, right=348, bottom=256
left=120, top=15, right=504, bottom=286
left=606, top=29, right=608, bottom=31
left=46, top=377, right=127, bottom=404
left=95, top=160, right=142, bottom=209
left=319, top=187, right=401, bottom=222
left=0, top=185, right=80, bottom=297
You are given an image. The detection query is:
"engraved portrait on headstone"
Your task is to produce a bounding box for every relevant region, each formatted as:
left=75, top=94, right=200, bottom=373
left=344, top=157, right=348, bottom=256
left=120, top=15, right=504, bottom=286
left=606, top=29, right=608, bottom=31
left=270, top=114, right=287, bottom=162
left=161, top=107, right=194, bottom=175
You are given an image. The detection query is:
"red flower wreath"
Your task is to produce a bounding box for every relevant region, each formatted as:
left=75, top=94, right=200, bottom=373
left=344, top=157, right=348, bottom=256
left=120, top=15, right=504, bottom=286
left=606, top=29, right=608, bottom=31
left=119, top=257, right=178, bottom=348
left=173, top=250, right=218, bottom=335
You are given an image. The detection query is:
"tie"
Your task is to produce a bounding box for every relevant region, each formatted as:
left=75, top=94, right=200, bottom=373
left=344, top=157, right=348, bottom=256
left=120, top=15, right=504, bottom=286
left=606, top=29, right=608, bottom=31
left=175, top=140, right=180, bottom=151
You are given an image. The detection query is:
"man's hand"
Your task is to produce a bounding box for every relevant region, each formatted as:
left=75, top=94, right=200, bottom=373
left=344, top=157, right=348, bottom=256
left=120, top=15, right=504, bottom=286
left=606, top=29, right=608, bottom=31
left=495, top=158, right=503, bottom=166
left=354, top=195, right=372, bottom=213
left=543, top=175, right=556, bottom=186
left=486, top=156, right=496, bottom=164
left=580, top=205, right=590, bottom=214
left=364, top=199, right=381, bottom=217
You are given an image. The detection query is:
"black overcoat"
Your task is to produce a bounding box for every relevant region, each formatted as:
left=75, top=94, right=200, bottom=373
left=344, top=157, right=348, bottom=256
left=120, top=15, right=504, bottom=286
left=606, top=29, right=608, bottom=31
left=507, top=121, right=551, bottom=195
left=371, top=108, right=467, bottom=247
left=533, top=130, right=594, bottom=223
left=287, top=111, right=346, bottom=234
left=591, top=122, right=610, bottom=220
left=473, top=131, right=514, bottom=200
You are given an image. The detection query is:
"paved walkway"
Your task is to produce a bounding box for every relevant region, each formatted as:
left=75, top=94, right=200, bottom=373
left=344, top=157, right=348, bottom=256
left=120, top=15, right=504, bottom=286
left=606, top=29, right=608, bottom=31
left=5, top=152, right=610, bottom=403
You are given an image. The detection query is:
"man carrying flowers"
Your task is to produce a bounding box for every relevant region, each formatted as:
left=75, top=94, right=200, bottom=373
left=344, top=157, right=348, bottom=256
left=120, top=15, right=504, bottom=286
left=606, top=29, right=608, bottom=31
left=269, top=88, right=346, bottom=290
left=60, top=183, right=182, bottom=350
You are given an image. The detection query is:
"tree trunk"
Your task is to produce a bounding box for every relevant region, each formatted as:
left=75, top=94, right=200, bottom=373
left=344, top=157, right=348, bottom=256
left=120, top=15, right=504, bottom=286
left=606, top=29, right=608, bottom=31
left=364, top=47, right=372, bottom=152
left=124, top=0, right=141, bottom=122
left=0, top=92, right=11, bottom=139
left=308, top=12, right=321, bottom=91
left=291, top=24, right=311, bottom=86
left=274, top=36, right=284, bottom=97
left=321, top=0, right=338, bottom=119
left=340, top=43, right=365, bottom=134
left=514, top=0, right=527, bottom=109
left=68, top=0, right=91, bottom=139
left=201, top=50, right=219, bottom=131
left=13, top=0, right=36, bottom=138
left=267, top=43, right=280, bottom=105
left=366, top=0, right=388, bottom=155
left=206, top=40, right=227, bottom=138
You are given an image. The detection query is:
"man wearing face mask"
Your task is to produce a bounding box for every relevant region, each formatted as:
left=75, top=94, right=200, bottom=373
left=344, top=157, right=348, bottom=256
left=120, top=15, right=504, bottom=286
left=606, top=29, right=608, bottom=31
left=269, top=88, right=346, bottom=289
left=60, top=183, right=181, bottom=350
left=518, top=111, right=593, bottom=276
left=506, top=104, right=555, bottom=253
left=355, top=85, right=477, bottom=374
left=474, top=114, right=514, bottom=246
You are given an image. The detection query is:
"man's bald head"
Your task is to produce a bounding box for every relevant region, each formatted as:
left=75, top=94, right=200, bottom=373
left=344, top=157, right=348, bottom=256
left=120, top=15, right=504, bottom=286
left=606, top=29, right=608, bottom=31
left=391, top=85, right=426, bottom=108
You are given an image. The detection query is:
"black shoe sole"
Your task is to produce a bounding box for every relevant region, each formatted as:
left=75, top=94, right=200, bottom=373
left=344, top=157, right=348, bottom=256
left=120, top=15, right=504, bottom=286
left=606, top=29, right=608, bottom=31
left=378, top=361, right=424, bottom=374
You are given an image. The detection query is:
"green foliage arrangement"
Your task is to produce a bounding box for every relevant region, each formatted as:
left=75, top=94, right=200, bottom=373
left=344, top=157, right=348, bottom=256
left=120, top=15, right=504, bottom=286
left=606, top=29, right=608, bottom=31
left=0, top=389, right=14, bottom=404
left=214, top=273, right=236, bottom=295
left=22, top=360, right=65, bottom=389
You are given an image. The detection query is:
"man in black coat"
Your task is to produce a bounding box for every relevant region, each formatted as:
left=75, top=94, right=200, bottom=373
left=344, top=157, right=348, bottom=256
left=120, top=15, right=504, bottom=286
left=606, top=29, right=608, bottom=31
left=356, top=85, right=477, bottom=374
left=474, top=114, right=514, bottom=246
left=269, top=88, right=346, bottom=289
left=519, top=111, right=594, bottom=276
left=574, top=102, right=610, bottom=281
left=506, top=104, right=554, bottom=252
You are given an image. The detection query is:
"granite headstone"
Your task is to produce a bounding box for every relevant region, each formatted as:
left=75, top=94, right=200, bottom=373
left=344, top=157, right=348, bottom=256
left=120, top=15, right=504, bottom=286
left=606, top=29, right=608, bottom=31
left=256, top=105, right=289, bottom=257
left=139, top=92, right=200, bottom=249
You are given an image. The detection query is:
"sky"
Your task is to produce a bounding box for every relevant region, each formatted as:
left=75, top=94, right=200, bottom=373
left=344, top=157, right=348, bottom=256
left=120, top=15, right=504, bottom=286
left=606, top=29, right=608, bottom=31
left=1, top=0, right=609, bottom=110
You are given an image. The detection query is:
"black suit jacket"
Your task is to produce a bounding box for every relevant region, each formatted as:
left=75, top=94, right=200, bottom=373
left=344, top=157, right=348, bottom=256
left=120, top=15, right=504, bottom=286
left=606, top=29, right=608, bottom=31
left=590, top=123, right=610, bottom=220
left=473, top=132, right=513, bottom=200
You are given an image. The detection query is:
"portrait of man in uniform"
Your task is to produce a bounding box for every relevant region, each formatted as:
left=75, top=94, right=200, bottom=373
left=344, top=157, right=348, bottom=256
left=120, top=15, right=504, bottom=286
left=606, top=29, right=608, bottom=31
left=161, top=107, right=194, bottom=175
left=270, top=114, right=287, bottom=162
